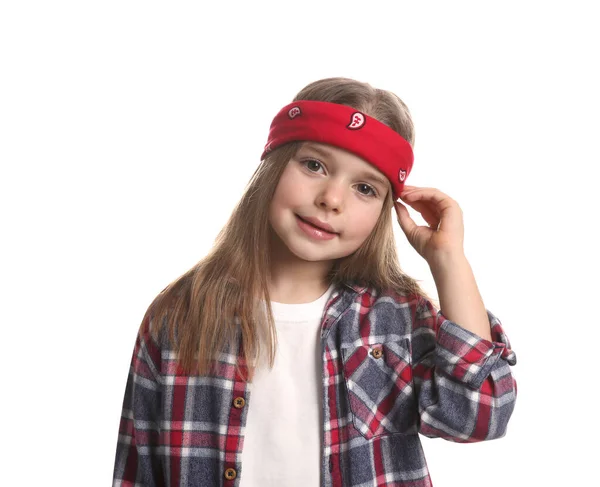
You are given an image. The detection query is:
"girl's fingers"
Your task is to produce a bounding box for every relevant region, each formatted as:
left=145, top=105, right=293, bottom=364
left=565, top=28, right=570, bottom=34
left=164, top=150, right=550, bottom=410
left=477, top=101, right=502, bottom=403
left=407, top=201, right=438, bottom=226
left=401, top=191, right=442, bottom=223
left=401, top=188, right=456, bottom=215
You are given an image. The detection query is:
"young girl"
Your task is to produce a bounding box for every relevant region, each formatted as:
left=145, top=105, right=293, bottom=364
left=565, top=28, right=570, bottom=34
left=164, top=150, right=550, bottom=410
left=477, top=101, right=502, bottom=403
left=112, top=77, right=517, bottom=487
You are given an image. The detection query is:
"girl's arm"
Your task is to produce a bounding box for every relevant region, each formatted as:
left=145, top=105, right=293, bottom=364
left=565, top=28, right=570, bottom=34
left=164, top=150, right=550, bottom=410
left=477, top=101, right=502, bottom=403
left=429, top=251, right=493, bottom=342
left=410, top=293, right=517, bottom=442
left=396, top=186, right=517, bottom=441
left=113, top=314, right=164, bottom=485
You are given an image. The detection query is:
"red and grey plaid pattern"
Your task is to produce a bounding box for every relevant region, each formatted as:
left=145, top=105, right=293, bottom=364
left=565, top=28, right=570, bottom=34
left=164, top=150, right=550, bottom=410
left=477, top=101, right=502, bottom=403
left=113, top=281, right=517, bottom=486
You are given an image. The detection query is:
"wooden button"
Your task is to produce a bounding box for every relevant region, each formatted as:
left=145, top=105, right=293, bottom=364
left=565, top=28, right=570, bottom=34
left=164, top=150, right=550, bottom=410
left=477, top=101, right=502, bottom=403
left=371, top=347, right=383, bottom=359
left=233, top=397, right=246, bottom=408
left=224, top=467, right=237, bottom=480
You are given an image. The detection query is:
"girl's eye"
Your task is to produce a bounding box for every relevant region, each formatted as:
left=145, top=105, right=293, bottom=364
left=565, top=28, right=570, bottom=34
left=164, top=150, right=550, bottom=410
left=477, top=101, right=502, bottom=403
left=301, top=159, right=378, bottom=198
left=303, top=158, right=324, bottom=173
left=356, top=183, right=378, bottom=197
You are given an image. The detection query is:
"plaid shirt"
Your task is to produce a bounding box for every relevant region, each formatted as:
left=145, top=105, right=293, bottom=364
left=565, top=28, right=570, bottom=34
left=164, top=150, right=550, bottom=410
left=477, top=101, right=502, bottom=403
left=113, top=281, right=517, bottom=486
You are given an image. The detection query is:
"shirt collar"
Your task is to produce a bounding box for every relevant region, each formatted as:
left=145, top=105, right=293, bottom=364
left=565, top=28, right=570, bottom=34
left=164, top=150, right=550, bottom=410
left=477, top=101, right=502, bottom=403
left=342, top=280, right=369, bottom=294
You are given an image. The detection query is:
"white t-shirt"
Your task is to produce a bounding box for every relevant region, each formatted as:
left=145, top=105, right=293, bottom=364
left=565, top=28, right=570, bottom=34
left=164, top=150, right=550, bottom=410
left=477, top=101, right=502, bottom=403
left=239, top=282, right=337, bottom=486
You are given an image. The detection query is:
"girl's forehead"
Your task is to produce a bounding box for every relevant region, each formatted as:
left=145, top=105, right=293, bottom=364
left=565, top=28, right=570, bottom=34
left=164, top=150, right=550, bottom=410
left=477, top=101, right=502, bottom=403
left=300, top=141, right=334, bottom=151
left=299, top=141, right=360, bottom=162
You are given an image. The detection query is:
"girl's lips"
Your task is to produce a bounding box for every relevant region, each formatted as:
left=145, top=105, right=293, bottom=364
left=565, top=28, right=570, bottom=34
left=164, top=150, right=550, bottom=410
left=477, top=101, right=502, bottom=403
left=296, top=215, right=338, bottom=240
left=296, top=215, right=338, bottom=234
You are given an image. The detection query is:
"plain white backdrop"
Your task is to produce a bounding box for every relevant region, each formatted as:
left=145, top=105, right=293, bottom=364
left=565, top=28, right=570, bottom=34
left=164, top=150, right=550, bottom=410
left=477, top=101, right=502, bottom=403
left=2, top=1, right=598, bottom=485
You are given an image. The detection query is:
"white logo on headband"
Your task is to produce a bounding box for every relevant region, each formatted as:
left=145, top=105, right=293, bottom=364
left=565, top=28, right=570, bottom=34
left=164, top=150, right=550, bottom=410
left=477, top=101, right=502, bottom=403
left=288, top=106, right=302, bottom=119
left=347, top=112, right=366, bottom=130
left=398, top=169, right=407, bottom=182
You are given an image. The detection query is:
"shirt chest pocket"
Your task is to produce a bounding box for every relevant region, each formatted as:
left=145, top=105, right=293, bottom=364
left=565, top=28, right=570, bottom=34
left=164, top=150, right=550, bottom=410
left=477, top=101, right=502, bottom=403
left=341, top=338, right=418, bottom=440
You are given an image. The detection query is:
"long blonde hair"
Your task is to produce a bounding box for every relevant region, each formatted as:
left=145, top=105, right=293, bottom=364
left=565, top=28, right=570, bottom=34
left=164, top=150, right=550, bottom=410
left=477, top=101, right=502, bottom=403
left=144, top=77, right=437, bottom=382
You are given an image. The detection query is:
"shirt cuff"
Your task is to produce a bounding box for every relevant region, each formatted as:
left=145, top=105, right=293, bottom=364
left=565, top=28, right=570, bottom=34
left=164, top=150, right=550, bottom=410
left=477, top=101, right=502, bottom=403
left=434, top=309, right=517, bottom=390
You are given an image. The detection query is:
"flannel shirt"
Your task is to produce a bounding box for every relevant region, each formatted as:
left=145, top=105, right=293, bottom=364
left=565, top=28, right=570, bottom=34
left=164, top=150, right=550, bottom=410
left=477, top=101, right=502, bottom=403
left=113, top=280, right=517, bottom=486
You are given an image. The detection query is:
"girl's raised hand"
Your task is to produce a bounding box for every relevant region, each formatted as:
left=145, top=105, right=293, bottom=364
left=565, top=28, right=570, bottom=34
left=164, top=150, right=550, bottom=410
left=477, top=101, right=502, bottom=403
left=394, top=185, right=465, bottom=264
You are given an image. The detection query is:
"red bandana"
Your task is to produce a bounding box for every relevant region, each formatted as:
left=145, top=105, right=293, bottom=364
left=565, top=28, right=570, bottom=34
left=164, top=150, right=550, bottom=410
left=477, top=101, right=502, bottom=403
left=261, top=100, right=414, bottom=199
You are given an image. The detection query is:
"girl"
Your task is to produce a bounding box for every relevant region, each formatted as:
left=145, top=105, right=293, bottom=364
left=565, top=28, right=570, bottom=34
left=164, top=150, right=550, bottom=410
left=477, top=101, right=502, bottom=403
left=112, top=77, right=517, bottom=487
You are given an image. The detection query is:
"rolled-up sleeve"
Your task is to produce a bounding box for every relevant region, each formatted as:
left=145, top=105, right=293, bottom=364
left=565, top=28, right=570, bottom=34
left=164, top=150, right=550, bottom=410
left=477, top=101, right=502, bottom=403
left=410, top=296, right=517, bottom=443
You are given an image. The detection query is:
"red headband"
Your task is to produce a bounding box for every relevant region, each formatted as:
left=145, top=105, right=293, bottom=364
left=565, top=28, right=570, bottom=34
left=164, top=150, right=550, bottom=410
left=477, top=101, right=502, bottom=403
left=260, top=100, right=414, bottom=199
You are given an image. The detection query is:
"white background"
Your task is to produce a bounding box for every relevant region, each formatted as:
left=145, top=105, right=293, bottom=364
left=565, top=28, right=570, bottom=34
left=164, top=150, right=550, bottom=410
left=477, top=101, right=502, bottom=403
left=2, top=1, right=598, bottom=485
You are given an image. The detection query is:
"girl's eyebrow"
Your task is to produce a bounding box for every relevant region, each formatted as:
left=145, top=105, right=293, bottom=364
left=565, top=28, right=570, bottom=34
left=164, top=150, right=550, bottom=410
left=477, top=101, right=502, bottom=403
left=301, top=143, right=389, bottom=189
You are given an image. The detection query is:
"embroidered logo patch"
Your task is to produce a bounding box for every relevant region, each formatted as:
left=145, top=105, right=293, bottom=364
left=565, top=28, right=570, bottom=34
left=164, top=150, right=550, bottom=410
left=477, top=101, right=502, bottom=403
left=288, top=106, right=301, bottom=119
left=347, top=112, right=365, bottom=130
left=398, top=169, right=407, bottom=182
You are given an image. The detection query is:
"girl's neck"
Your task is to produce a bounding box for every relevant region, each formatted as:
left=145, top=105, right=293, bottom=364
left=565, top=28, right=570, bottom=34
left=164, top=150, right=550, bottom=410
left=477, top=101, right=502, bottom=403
left=267, top=275, right=333, bottom=305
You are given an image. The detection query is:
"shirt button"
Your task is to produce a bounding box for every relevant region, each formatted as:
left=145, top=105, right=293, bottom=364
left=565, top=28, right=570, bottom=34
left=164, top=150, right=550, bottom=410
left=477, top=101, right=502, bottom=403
left=371, top=347, right=383, bottom=359
left=224, top=467, right=237, bottom=480
left=233, top=396, right=246, bottom=408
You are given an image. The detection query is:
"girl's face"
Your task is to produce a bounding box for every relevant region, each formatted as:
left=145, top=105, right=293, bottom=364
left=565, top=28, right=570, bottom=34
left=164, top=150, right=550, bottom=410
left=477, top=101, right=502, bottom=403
left=268, top=141, right=389, bottom=265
